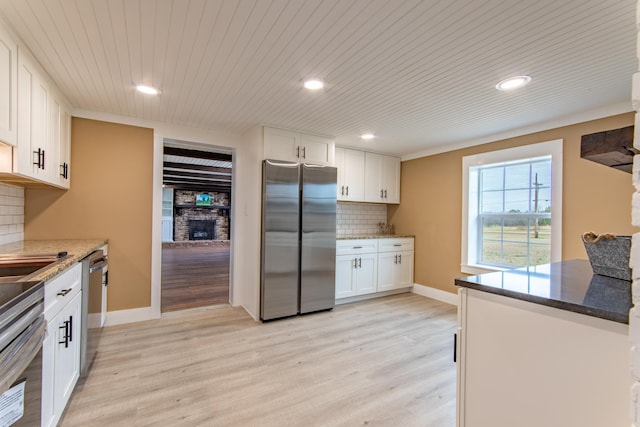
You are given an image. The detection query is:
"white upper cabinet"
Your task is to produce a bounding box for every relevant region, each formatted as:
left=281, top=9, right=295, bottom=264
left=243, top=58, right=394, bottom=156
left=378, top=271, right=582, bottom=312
left=364, top=152, right=400, bottom=204
left=0, top=24, right=17, bottom=146
left=263, top=126, right=335, bottom=166
left=335, top=147, right=365, bottom=201
left=52, top=87, right=71, bottom=188
left=17, top=50, right=51, bottom=182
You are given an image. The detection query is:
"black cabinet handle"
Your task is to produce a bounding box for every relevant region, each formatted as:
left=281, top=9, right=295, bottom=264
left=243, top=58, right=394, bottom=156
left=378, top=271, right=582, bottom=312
left=341, top=185, right=344, bottom=195
left=57, top=288, right=71, bottom=297
left=302, top=146, right=306, bottom=158
left=59, top=321, right=69, bottom=348
left=384, top=189, right=387, bottom=198
left=398, top=254, right=402, bottom=264
left=358, top=257, right=362, bottom=268
left=296, top=146, right=300, bottom=158
left=41, top=150, right=45, bottom=169
left=394, top=254, right=398, bottom=264
left=380, top=189, right=383, bottom=198
left=60, top=162, right=69, bottom=179
left=346, top=186, right=349, bottom=196
left=69, top=315, right=73, bottom=342
left=453, top=333, right=457, bottom=363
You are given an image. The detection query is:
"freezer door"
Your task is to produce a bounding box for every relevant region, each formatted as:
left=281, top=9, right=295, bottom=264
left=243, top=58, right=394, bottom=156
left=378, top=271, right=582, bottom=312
left=261, top=160, right=300, bottom=320
left=300, top=163, right=337, bottom=313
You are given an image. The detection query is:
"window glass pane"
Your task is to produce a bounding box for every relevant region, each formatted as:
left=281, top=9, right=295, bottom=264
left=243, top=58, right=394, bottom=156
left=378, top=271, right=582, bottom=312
left=501, top=241, right=528, bottom=267
left=480, top=167, right=503, bottom=191
left=531, top=161, right=551, bottom=189
left=502, top=223, right=528, bottom=242
left=480, top=191, right=503, bottom=213
left=504, top=163, right=530, bottom=190
left=504, top=189, right=530, bottom=212
left=480, top=217, right=502, bottom=264
left=535, top=188, right=551, bottom=213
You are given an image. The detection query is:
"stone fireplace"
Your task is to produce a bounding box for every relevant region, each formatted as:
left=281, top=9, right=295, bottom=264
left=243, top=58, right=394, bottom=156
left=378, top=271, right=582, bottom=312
left=172, top=190, right=230, bottom=241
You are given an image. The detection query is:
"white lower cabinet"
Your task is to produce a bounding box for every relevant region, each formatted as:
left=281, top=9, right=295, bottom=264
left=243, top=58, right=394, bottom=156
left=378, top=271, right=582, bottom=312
left=42, top=263, right=82, bottom=427
left=377, top=238, right=414, bottom=292
left=336, top=239, right=378, bottom=298
left=336, top=237, right=414, bottom=301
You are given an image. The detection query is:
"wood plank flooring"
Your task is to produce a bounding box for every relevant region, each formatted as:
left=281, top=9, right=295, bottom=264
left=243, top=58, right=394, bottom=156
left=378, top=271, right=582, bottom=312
left=161, top=244, right=230, bottom=312
left=61, top=293, right=457, bottom=427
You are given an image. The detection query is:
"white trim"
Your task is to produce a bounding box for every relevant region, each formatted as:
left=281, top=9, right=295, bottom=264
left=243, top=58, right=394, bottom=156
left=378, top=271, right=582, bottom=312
left=412, top=283, right=458, bottom=306
left=401, top=102, right=630, bottom=161
left=335, top=288, right=412, bottom=305
left=104, top=307, right=153, bottom=326
left=150, top=134, right=163, bottom=319
left=461, top=139, right=563, bottom=272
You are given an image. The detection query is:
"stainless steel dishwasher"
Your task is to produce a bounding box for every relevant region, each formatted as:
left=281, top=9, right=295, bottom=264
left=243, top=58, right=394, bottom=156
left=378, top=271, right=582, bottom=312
left=80, top=249, right=108, bottom=378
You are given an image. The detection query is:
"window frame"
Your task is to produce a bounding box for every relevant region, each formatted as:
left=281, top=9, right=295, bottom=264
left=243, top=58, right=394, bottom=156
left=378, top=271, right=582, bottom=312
left=461, top=139, right=563, bottom=275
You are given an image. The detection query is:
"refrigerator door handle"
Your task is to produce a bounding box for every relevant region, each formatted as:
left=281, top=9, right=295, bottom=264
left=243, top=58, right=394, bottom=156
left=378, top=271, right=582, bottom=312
left=265, top=159, right=300, bottom=167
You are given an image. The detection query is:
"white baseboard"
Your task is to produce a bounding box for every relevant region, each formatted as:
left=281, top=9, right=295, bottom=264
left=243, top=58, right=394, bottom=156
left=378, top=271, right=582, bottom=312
left=412, top=283, right=458, bottom=306
left=335, top=288, right=412, bottom=305
left=104, top=307, right=154, bottom=326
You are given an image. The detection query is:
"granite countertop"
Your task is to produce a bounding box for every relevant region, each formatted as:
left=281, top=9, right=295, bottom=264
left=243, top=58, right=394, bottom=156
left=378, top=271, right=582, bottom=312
left=0, top=239, right=108, bottom=282
left=455, top=259, right=632, bottom=324
left=337, top=234, right=414, bottom=240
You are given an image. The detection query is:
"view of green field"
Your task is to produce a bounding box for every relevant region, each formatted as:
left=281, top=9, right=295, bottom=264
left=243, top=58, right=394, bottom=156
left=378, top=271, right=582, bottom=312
left=481, top=225, right=551, bottom=267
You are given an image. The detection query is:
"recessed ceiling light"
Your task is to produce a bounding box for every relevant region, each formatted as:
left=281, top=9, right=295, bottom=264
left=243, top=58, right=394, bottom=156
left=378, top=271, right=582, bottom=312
left=361, top=133, right=375, bottom=140
left=303, top=79, right=324, bottom=90
left=495, top=75, right=531, bottom=91
left=136, top=84, right=160, bottom=95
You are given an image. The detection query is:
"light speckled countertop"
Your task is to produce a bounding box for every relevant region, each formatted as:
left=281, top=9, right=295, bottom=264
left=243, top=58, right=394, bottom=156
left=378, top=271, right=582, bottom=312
left=337, top=234, right=414, bottom=240
left=0, top=239, right=108, bottom=282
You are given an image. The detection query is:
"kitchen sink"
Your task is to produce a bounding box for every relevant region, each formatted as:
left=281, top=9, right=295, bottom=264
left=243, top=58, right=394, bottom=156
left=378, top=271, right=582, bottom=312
left=0, top=253, right=68, bottom=283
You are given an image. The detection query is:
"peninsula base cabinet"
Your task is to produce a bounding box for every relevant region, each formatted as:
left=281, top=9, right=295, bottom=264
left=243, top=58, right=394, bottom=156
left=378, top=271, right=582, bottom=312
left=456, top=287, right=629, bottom=427
left=42, top=263, right=82, bottom=427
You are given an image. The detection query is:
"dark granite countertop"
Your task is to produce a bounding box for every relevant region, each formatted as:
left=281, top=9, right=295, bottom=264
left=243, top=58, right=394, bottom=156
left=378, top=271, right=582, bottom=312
left=455, top=259, right=632, bottom=324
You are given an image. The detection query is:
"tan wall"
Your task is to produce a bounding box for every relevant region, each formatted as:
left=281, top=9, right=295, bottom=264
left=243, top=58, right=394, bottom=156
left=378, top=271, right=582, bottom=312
left=25, top=118, right=153, bottom=311
left=389, top=113, right=636, bottom=295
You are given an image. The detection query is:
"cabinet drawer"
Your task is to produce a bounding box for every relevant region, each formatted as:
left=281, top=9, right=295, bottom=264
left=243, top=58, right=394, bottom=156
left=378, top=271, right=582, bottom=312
left=336, top=239, right=378, bottom=255
left=45, top=263, right=81, bottom=320
left=378, top=238, right=414, bottom=252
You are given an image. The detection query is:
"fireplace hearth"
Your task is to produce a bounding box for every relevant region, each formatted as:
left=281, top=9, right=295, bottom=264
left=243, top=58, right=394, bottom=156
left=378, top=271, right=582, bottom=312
left=188, top=220, right=216, bottom=240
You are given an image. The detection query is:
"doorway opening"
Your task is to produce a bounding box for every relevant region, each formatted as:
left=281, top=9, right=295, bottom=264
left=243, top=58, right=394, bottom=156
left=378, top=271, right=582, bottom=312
left=161, top=144, right=232, bottom=312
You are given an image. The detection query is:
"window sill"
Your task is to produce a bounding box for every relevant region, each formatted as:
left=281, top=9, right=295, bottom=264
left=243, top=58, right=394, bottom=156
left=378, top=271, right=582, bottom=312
left=460, top=264, right=507, bottom=275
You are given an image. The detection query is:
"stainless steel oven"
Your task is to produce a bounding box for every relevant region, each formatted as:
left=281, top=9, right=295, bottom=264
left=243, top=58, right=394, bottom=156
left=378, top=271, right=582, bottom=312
left=80, top=250, right=107, bottom=378
left=0, top=280, right=45, bottom=426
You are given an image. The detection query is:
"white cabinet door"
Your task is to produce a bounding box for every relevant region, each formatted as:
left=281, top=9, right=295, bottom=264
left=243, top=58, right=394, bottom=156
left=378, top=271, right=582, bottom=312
left=354, top=252, right=377, bottom=295
left=54, top=291, right=81, bottom=418
left=343, top=148, right=365, bottom=201
left=382, top=155, right=400, bottom=203
left=263, top=127, right=299, bottom=162
left=336, top=255, right=357, bottom=299
left=17, top=51, right=51, bottom=182
left=298, top=133, right=333, bottom=165
left=336, top=147, right=365, bottom=201
left=377, top=251, right=397, bottom=292
left=364, top=152, right=384, bottom=202
left=377, top=251, right=413, bottom=291
left=364, top=152, right=400, bottom=203
left=52, top=88, right=71, bottom=188
left=0, top=24, right=17, bottom=146
left=263, top=126, right=335, bottom=166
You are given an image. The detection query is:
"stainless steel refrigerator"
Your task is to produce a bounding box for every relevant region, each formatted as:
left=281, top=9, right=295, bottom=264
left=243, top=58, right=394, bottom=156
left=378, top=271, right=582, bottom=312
left=260, top=160, right=337, bottom=321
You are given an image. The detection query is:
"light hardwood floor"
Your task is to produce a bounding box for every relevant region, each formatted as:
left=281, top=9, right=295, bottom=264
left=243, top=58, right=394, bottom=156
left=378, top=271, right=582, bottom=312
left=62, top=293, right=457, bottom=427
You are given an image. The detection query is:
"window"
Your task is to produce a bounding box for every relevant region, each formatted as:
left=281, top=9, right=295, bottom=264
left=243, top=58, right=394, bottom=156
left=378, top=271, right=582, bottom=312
left=462, top=140, right=562, bottom=274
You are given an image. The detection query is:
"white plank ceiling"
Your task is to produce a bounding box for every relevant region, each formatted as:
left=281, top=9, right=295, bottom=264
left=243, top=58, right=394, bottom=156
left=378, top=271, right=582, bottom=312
left=0, top=0, right=635, bottom=157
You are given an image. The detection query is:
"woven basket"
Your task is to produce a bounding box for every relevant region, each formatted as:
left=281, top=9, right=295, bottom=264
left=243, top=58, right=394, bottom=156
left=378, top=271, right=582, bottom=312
left=582, top=233, right=631, bottom=281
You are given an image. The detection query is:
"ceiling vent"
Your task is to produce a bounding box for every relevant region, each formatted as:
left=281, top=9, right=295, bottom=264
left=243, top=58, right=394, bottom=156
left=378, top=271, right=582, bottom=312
left=580, top=126, right=637, bottom=173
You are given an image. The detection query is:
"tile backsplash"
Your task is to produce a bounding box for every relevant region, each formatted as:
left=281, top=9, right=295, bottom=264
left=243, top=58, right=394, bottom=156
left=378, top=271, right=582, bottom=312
left=336, top=202, right=387, bottom=237
left=0, top=183, right=24, bottom=244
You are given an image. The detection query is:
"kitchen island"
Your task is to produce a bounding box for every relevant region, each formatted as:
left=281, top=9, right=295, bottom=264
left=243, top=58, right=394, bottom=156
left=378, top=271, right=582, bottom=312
left=455, top=260, right=631, bottom=427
